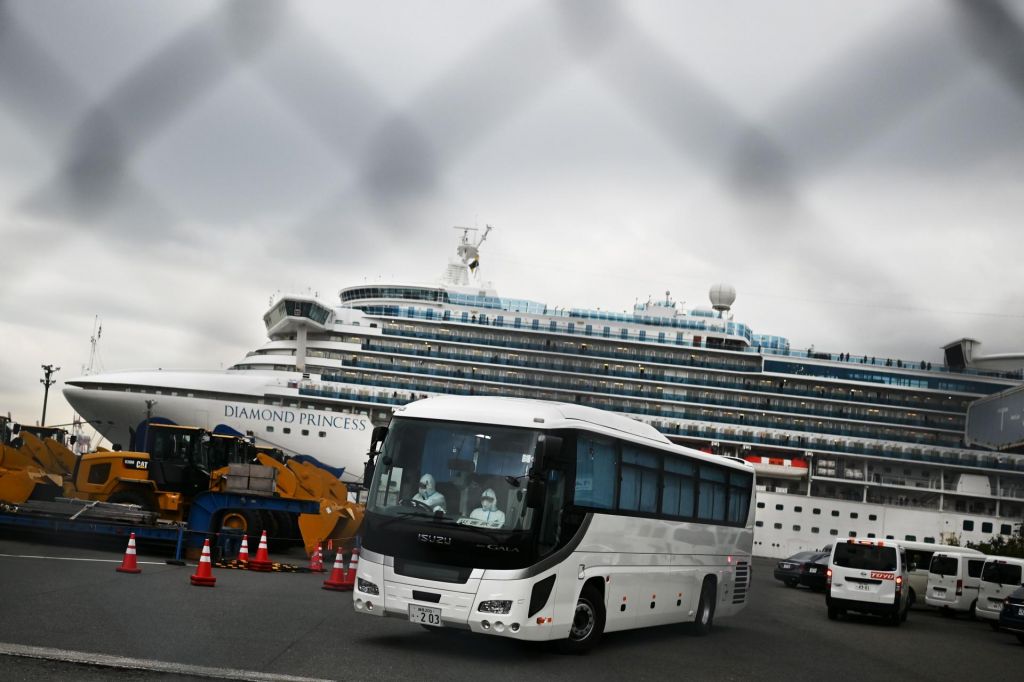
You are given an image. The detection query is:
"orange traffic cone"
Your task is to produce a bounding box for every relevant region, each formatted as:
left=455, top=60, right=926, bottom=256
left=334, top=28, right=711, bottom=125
left=116, top=533, right=142, bottom=574
left=339, top=547, right=359, bottom=591
left=248, top=530, right=273, bottom=572
left=322, top=549, right=348, bottom=591
left=237, top=535, right=249, bottom=563
left=190, top=538, right=217, bottom=587
left=309, top=543, right=325, bottom=573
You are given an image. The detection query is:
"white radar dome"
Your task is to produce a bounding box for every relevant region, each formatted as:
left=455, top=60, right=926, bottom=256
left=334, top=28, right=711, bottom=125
left=709, top=283, right=736, bottom=312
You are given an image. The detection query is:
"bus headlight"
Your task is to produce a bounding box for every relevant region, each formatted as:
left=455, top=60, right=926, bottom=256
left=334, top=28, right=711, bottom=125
left=478, top=600, right=513, bottom=614
left=358, top=577, right=380, bottom=595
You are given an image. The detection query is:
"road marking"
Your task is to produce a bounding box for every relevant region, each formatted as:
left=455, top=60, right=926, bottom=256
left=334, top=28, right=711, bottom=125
left=0, top=552, right=166, bottom=565
left=0, top=642, right=332, bottom=682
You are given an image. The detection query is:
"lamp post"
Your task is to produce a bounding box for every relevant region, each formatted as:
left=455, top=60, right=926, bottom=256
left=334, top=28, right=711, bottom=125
left=40, top=364, right=60, bottom=426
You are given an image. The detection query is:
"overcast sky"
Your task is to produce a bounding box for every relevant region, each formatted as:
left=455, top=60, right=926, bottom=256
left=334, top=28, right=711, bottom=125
left=2, top=0, right=1023, bottom=431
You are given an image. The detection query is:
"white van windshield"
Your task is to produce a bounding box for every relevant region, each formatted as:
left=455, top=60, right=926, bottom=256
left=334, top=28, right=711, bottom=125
left=834, top=543, right=897, bottom=571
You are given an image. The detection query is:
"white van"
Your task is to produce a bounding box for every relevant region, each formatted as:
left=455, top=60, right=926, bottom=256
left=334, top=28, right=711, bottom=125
left=924, top=552, right=988, bottom=616
left=899, top=541, right=985, bottom=609
left=976, top=556, right=1024, bottom=626
left=826, top=538, right=910, bottom=625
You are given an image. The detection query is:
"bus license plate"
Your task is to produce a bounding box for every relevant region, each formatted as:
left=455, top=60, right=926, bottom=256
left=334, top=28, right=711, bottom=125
left=409, top=604, right=442, bottom=627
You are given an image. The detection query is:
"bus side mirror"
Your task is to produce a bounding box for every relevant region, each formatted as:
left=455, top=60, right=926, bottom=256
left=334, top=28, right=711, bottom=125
left=531, top=435, right=564, bottom=476
left=363, top=426, right=389, bottom=488
left=370, top=425, right=389, bottom=454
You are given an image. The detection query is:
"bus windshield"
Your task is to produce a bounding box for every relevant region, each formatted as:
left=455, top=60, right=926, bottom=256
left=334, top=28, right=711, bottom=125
left=367, top=418, right=542, bottom=532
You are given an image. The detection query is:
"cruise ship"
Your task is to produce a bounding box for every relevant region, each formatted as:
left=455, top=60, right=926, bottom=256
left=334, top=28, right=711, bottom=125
left=64, top=227, right=1024, bottom=557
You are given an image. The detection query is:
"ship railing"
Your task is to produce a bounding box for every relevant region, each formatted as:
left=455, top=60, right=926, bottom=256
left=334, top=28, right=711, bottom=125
left=363, top=305, right=1024, bottom=381
left=369, top=331, right=975, bottom=412
left=323, top=368, right=964, bottom=448
left=339, top=355, right=964, bottom=432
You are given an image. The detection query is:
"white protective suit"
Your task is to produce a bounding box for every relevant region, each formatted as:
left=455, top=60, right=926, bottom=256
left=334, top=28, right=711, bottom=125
left=469, top=488, right=506, bottom=527
left=412, top=473, right=446, bottom=512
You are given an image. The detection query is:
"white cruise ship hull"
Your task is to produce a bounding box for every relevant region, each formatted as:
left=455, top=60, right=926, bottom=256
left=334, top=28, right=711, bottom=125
left=64, top=370, right=373, bottom=483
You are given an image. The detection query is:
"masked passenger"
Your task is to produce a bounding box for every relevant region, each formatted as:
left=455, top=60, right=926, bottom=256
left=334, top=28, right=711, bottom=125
left=412, top=473, right=446, bottom=513
left=469, top=488, right=505, bottom=527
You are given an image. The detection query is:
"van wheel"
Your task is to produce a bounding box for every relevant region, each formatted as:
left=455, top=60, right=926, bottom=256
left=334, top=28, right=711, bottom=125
left=989, top=621, right=1001, bottom=632
left=889, top=610, right=902, bottom=627
left=969, top=600, right=977, bottom=620
left=557, top=585, right=604, bottom=654
left=907, top=588, right=916, bottom=608
left=900, top=603, right=909, bottom=622
left=1016, top=633, right=1024, bottom=646
left=827, top=604, right=838, bottom=620
left=690, top=578, right=717, bottom=636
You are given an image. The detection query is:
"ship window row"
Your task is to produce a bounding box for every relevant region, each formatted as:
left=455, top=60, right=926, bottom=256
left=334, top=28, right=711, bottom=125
left=754, top=522, right=948, bottom=542
left=757, top=501, right=878, bottom=521
left=311, top=367, right=967, bottom=452
left=359, top=305, right=751, bottom=350
left=262, top=425, right=327, bottom=438
left=765, top=360, right=1012, bottom=396
left=356, top=304, right=1024, bottom=383
left=280, top=374, right=1022, bottom=472
left=963, top=520, right=1010, bottom=534
left=318, top=365, right=963, bottom=448
left=334, top=346, right=964, bottom=431
left=370, top=322, right=976, bottom=412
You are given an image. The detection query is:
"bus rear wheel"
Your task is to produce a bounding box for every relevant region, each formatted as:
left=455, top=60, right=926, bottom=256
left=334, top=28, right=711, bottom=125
left=557, top=585, right=604, bottom=654
left=690, top=578, right=717, bottom=636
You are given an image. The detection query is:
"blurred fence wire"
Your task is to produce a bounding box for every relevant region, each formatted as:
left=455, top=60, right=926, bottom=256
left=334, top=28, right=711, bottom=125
left=1, top=0, right=1022, bottom=241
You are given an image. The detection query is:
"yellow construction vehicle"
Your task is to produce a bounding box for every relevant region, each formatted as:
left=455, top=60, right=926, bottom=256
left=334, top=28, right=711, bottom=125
left=1, top=418, right=362, bottom=555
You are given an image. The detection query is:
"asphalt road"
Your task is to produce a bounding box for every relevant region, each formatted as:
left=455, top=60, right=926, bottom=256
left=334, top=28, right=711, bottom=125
left=0, top=534, right=1020, bottom=681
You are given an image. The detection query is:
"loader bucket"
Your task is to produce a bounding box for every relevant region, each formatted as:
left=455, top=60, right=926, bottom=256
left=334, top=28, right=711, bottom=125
left=297, top=498, right=365, bottom=557
left=0, top=467, right=62, bottom=504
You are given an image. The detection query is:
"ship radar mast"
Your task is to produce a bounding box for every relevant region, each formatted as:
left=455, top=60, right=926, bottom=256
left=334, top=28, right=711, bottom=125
left=443, top=225, right=494, bottom=288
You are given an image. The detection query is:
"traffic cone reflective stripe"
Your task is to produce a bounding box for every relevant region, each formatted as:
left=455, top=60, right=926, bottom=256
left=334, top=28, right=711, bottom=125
left=248, top=530, right=273, bottom=572
left=190, top=539, right=217, bottom=587
left=310, top=543, right=325, bottom=573
left=116, top=533, right=142, bottom=574
left=238, top=535, right=249, bottom=563
left=322, top=549, right=348, bottom=591
left=339, top=547, right=359, bottom=591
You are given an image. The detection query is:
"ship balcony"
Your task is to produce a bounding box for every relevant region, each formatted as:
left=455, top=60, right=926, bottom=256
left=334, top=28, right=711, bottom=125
left=370, top=330, right=971, bottom=413
left=337, top=355, right=964, bottom=435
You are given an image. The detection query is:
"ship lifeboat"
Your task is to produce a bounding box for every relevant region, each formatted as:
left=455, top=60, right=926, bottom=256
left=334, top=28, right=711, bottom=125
left=743, top=455, right=808, bottom=479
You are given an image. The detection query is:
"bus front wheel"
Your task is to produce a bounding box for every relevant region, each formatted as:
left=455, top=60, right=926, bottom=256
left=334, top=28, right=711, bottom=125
left=557, top=585, right=604, bottom=654
left=690, top=578, right=717, bottom=636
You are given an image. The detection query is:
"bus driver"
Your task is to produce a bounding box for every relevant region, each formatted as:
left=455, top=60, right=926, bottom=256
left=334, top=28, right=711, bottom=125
left=412, top=473, right=447, bottom=513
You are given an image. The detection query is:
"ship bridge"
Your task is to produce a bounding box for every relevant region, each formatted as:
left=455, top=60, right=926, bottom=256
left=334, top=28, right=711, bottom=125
left=263, top=295, right=333, bottom=373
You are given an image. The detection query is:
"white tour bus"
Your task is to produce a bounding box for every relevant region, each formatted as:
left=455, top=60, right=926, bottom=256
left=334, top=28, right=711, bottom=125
left=976, top=556, right=1024, bottom=626
left=897, top=541, right=984, bottom=608
left=353, top=396, right=756, bottom=652
left=924, top=551, right=988, bottom=616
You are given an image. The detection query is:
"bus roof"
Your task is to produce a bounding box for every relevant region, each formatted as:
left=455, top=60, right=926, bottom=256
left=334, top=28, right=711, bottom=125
left=393, top=396, right=754, bottom=472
